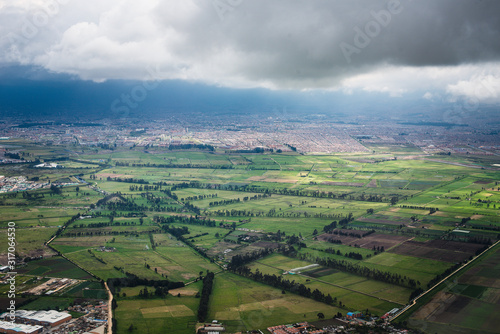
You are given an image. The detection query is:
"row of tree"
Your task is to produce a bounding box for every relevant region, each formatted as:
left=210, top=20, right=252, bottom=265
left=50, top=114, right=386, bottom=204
left=197, top=272, right=215, bottom=322
left=209, top=194, right=271, bottom=206
left=164, top=181, right=403, bottom=203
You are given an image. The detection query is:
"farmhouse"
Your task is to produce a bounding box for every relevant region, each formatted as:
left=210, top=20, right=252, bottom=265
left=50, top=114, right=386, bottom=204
left=197, top=321, right=226, bottom=333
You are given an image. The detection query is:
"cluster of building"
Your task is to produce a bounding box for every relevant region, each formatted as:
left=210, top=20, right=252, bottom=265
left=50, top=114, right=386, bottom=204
left=2, top=113, right=498, bottom=156
left=267, top=322, right=325, bottom=334
left=34, top=163, right=62, bottom=169
left=0, top=310, right=71, bottom=334
left=25, top=278, right=79, bottom=296
left=0, top=320, right=43, bottom=334
left=381, top=308, right=400, bottom=320
left=197, top=321, right=226, bottom=334
left=0, top=176, right=49, bottom=193
left=0, top=302, right=108, bottom=334
left=54, top=302, right=108, bottom=334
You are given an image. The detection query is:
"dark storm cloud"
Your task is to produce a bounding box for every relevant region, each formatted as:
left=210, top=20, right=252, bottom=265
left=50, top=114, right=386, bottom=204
left=169, top=0, right=500, bottom=87
left=1, top=0, right=499, bottom=90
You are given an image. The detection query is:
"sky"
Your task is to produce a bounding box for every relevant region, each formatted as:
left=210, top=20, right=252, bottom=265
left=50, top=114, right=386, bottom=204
left=1, top=0, right=500, bottom=117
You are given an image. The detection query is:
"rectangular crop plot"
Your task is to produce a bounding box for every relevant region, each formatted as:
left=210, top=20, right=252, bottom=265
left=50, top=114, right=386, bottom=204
left=357, top=216, right=409, bottom=225
left=319, top=232, right=410, bottom=251
left=17, top=257, right=93, bottom=279
left=389, top=240, right=479, bottom=263
left=302, top=267, right=338, bottom=278
left=379, top=180, right=409, bottom=188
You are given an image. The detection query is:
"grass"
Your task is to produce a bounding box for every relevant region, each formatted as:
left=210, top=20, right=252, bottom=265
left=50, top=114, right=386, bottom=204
left=247, top=254, right=406, bottom=313
left=114, top=284, right=201, bottom=334
left=208, top=272, right=344, bottom=332
left=17, top=256, right=94, bottom=279
left=1, top=142, right=499, bottom=333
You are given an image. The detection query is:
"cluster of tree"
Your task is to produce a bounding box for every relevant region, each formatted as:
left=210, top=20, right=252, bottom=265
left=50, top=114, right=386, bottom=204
left=264, top=230, right=286, bottom=242
left=183, top=202, right=201, bottom=215
left=323, top=215, right=354, bottom=233
left=234, top=147, right=267, bottom=153
left=442, top=235, right=492, bottom=246
left=149, top=233, right=156, bottom=251
left=164, top=181, right=403, bottom=203
left=52, top=213, right=81, bottom=239
left=207, top=208, right=351, bottom=220
left=137, top=286, right=170, bottom=298
left=160, top=188, right=178, bottom=201
left=65, top=230, right=159, bottom=238
left=106, top=177, right=149, bottom=184
left=328, top=229, right=374, bottom=239
left=119, top=162, right=234, bottom=169
left=208, top=194, right=271, bottom=207
left=372, top=245, right=385, bottom=253
left=107, top=272, right=184, bottom=295
left=50, top=184, right=62, bottom=195
left=185, top=232, right=209, bottom=240
left=4, top=152, right=22, bottom=160
left=197, top=272, right=215, bottom=322
left=324, top=248, right=364, bottom=260
left=181, top=193, right=217, bottom=201
left=129, top=184, right=163, bottom=191
left=426, top=262, right=463, bottom=289
left=400, top=205, right=439, bottom=212
left=168, top=144, right=215, bottom=151
left=21, top=191, right=44, bottom=200
left=156, top=222, right=189, bottom=238
left=157, top=221, right=211, bottom=260
left=466, top=223, right=500, bottom=232
left=286, top=234, right=306, bottom=248
left=1, top=192, right=19, bottom=199
left=74, top=220, right=141, bottom=229
left=96, top=193, right=148, bottom=212
left=227, top=248, right=280, bottom=270
left=408, top=288, right=424, bottom=302
left=138, top=193, right=174, bottom=207
left=153, top=215, right=218, bottom=228
left=69, top=158, right=105, bottom=166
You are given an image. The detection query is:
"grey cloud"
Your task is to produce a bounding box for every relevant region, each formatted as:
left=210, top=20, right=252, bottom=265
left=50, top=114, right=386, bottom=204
left=155, top=0, right=500, bottom=88
left=1, top=0, right=499, bottom=89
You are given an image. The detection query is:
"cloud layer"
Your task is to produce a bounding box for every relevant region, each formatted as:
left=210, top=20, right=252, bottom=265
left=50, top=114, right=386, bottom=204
left=1, top=0, right=500, bottom=101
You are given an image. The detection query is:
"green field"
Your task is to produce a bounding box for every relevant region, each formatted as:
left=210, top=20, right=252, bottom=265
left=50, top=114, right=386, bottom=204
left=1, top=141, right=499, bottom=333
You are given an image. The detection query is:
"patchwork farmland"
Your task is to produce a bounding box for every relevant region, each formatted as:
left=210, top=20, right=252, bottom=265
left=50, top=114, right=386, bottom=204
left=0, top=140, right=499, bottom=333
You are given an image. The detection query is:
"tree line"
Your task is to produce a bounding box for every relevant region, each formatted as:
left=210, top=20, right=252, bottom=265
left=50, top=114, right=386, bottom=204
left=164, top=181, right=404, bottom=203
left=197, top=272, right=215, bottom=322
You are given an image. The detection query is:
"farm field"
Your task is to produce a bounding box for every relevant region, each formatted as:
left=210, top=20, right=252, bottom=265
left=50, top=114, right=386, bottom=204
left=408, top=243, right=500, bottom=333
left=114, top=281, right=203, bottom=334
left=207, top=272, right=345, bottom=333
left=0, top=141, right=499, bottom=333
left=16, top=256, right=94, bottom=280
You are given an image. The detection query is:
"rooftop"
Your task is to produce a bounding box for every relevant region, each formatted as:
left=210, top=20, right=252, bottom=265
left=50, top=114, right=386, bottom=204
left=0, top=320, right=43, bottom=334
